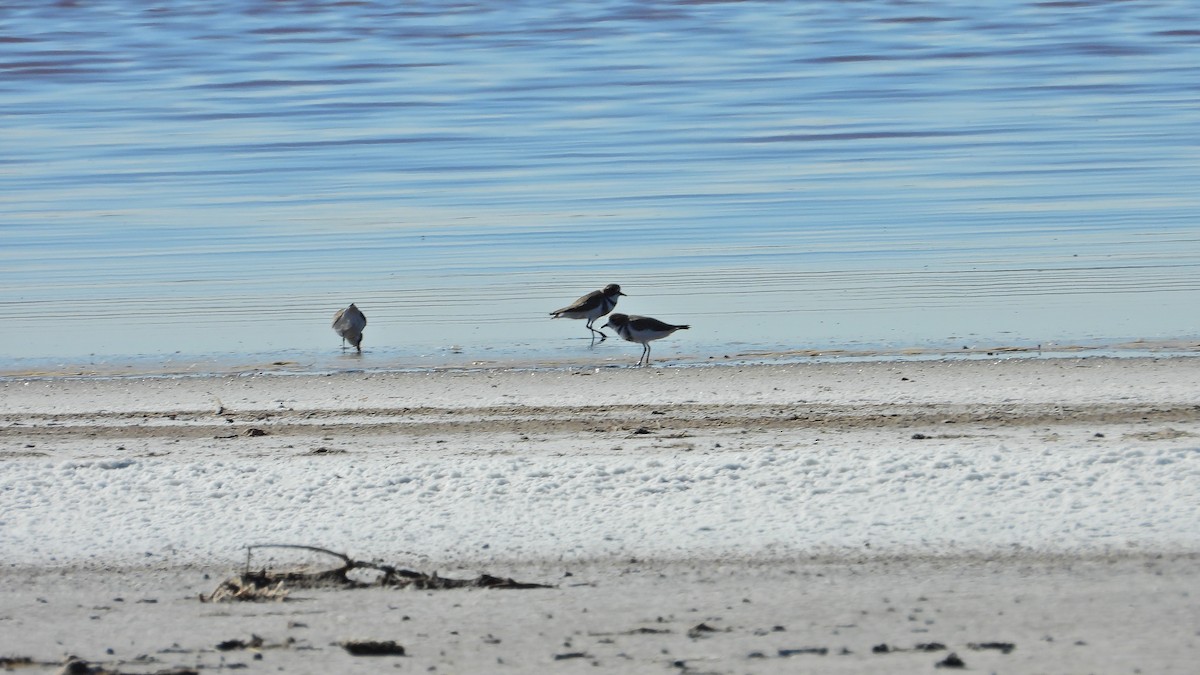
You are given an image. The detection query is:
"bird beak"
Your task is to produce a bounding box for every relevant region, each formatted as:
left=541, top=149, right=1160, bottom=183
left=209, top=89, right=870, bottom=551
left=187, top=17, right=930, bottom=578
left=619, top=292, right=627, bottom=296
left=601, top=321, right=611, bottom=329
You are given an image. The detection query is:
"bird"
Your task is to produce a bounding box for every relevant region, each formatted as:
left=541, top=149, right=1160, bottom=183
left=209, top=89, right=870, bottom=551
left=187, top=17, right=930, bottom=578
left=602, top=313, right=689, bottom=366
left=549, top=284, right=626, bottom=341
left=332, top=303, right=367, bottom=353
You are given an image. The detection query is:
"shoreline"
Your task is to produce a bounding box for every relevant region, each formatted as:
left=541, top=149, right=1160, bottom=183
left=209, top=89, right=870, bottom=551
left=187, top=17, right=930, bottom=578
left=2, top=336, right=1198, bottom=380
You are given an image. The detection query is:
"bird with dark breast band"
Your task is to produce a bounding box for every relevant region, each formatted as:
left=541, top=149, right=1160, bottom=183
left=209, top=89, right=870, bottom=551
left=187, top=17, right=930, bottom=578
left=549, top=284, right=626, bottom=342
left=602, top=312, right=689, bottom=366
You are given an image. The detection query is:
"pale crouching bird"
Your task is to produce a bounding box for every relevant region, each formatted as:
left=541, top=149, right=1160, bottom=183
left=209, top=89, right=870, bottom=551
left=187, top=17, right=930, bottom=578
left=602, top=313, right=689, bottom=366
left=549, top=283, right=626, bottom=341
left=332, top=303, right=367, bottom=353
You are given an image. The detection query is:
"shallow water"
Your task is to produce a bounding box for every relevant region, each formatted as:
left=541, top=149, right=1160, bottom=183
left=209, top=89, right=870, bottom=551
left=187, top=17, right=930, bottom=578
left=3, top=0, right=1199, bottom=370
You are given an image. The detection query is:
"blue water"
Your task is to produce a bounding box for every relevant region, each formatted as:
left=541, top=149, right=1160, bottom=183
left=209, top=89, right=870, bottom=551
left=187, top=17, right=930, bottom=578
left=3, top=1, right=1199, bottom=371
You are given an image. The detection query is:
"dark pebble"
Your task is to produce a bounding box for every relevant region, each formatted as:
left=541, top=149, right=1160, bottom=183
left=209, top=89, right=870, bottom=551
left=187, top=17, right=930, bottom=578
left=935, top=652, right=966, bottom=668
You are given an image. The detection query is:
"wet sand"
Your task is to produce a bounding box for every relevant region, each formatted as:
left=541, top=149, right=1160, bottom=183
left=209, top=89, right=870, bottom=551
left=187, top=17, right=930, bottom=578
left=1, top=356, right=1199, bottom=673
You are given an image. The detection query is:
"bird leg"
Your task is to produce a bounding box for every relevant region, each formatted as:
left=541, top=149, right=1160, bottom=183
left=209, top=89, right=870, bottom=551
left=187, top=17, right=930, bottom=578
left=585, top=318, right=607, bottom=341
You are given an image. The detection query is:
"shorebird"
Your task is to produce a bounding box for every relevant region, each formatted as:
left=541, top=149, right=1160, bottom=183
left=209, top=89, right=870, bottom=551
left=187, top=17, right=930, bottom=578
left=602, top=313, right=689, bottom=366
left=549, top=284, right=626, bottom=341
left=332, top=303, right=367, bottom=353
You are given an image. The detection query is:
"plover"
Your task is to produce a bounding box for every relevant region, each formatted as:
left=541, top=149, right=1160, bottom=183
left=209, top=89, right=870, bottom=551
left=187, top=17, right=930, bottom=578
left=332, top=303, right=367, bottom=353
left=602, top=313, right=689, bottom=366
left=549, top=284, right=626, bottom=341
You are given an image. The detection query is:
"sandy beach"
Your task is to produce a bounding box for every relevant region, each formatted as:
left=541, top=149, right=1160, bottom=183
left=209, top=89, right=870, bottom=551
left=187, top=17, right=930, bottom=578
left=2, top=356, right=1199, bottom=673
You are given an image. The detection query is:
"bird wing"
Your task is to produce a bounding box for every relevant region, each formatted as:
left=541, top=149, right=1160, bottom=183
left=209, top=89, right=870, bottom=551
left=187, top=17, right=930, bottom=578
left=333, top=306, right=366, bottom=330
left=628, top=315, right=686, bottom=332
left=551, top=289, right=602, bottom=315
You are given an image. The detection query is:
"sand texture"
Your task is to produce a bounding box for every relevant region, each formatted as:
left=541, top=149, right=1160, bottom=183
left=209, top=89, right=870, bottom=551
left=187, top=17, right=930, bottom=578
left=1, top=356, right=1198, bottom=673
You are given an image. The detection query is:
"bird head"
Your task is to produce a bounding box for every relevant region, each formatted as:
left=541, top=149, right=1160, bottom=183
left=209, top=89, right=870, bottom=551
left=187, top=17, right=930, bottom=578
left=602, top=313, right=629, bottom=330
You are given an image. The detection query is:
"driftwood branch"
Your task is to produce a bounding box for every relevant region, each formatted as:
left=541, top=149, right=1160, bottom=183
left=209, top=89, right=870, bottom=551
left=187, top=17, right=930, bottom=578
left=245, top=544, right=354, bottom=571
left=202, top=544, right=551, bottom=602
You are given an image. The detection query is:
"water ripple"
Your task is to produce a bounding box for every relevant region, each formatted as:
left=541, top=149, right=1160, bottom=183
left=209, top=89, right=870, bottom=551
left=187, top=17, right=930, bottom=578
left=1, top=0, right=1198, bottom=363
